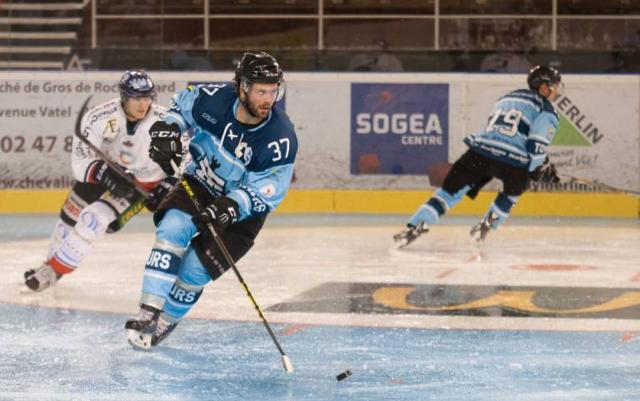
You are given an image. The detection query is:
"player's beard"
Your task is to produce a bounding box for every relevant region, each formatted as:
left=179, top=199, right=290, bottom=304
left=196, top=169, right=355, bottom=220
left=245, top=99, right=272, bottom=119
left=255, top=101, right=272, bottom=119
left=238, top=88, right=274, bottom=120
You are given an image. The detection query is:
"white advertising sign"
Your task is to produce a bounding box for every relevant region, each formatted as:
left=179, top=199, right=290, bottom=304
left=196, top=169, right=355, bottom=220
left=0, top=72, right=637, bottom=193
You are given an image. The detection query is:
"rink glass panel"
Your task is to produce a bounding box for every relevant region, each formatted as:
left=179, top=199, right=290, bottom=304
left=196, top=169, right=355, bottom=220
left=209, top=18, right=318, bottom=50
left=557, top=0, right=640, bottom=14
left=84, top=0, right=640, bottom=54
left=438, top=18, right=552, bottom=51
left=97, top=18, right=205, bottom=49
left=439, top=0, right=552, bottom=15
left=323, top=19, right=435, bottom=50
left=96, top=0, right=204, bottom=14
left=322, top=0, right=434, bottom=15
left=557, top=19, right=640, bottom=50
left=211, top=0, right=318, bottom=14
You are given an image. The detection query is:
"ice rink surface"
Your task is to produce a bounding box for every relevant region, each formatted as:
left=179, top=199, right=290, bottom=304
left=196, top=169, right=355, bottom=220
left=1, top=214, right=639, bottom=400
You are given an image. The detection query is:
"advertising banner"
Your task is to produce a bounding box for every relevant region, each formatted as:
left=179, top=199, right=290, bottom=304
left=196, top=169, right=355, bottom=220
left=350, top=83, right=449, bottom=176
left=463, top=75, right=639, bottom=193
left=0, top=73, right=222, bottom=190
left=0, top=72, right=638, bottom=195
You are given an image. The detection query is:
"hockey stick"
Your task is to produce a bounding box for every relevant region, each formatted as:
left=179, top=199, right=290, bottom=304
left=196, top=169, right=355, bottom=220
left=558, top=174, right=640, bottom=196
left=173, top=161, right=294, bottom=373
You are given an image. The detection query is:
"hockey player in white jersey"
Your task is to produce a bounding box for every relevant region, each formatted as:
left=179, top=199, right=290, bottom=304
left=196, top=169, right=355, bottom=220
left=24, top=70, right=179, bottom=292
left=125, top=52, right=297, bottom=349
left=394, top=65, right=563, bottom=248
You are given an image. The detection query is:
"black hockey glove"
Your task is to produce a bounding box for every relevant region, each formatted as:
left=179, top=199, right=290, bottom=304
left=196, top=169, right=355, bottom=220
left=149, top=121, right=182, bottom=175
left=92, top=161, right=137, bottom=199
left=146, top=176, right=179, bottom=211
left=530, top=157, right=560, bottom=184
left=192, top=196, right=240, bottom=233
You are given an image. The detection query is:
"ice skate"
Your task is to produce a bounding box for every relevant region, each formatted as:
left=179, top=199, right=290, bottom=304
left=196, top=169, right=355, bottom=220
left=393, top=223, right=429, bottom=248
left=151, top=316, right=179, bottom=347
left=24, top=262, right=61, bottom=292
left=470, top=212, right=499, bottom=242
left=125, top=304, right=160, bottom=350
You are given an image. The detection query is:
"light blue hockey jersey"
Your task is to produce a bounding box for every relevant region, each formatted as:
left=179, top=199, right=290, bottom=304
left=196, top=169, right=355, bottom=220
left=165, top=84, right=298, bottom=221
left=464, top=89, right=559, bottom=171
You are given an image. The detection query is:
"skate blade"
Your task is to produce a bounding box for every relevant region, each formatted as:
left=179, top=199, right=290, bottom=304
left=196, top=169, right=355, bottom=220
left=127, top=330, right=153, bottom=350
left=19, top=281, right=48, bottom=295
left=470, top=232, right=488, bottom=244
left=392, top=233, right=410, bottom=249
left=469, top=227, right=484, bottom=243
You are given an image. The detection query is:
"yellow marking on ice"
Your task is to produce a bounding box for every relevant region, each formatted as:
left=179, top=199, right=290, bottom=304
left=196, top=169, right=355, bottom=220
left=372, top=287, right=640, bottom=314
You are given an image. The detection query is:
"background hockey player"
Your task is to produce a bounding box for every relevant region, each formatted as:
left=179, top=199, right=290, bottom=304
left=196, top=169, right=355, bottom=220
left=24, top=70, right=178, bottom=291
left=394, top=65, right=563, bottom=248
left=125, top=52, right=298, bottom=349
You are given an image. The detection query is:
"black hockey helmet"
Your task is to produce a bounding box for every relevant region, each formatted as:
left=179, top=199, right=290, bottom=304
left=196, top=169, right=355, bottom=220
left=119, top=70, right=157, bottom=100
left=527, top=65, right=561, bottom=91
left=234, top=52, right=284, bottom=87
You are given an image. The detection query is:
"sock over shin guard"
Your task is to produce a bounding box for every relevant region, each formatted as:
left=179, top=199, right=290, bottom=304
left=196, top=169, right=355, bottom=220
left=162, top=279, right=204, bottom=320
left=140, top=240, right=185, bottom=310
left=409, top=186, right=470, bottom=227
left=484, top=192, right=519, bottom=229
left=50, top=203, right=116, bottom=274
left=46, top=220, right=73, bottom=261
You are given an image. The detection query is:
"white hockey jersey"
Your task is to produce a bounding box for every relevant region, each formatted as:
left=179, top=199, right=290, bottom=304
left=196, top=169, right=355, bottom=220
left=72, top=98, right=168, bottom=188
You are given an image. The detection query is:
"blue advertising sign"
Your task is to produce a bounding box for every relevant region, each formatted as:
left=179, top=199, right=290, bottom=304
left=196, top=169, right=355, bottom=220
left=351, top=83, right=449, bottom=175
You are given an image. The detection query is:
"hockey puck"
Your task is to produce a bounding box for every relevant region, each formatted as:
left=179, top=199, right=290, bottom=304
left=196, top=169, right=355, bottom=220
left=336, top=369, right=352, bottom=381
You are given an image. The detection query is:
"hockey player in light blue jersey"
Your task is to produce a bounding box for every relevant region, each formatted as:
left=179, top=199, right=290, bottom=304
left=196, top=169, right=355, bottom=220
left=394, top=65, right=562, bottom=248
left=125, top=52, right=298, bottom=348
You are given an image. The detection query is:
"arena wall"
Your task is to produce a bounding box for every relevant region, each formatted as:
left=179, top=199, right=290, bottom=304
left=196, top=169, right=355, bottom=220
left=0, top=72, right=637, bottom=217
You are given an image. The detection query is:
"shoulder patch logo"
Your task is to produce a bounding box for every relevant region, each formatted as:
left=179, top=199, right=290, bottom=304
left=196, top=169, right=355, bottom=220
left=102, top=118, right=119, bottom=139
left=259, top=184, right=276, bottom=197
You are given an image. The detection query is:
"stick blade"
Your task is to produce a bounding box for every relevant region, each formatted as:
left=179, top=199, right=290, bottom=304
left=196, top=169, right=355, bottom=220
left=282, top=355, right=294, bottom=373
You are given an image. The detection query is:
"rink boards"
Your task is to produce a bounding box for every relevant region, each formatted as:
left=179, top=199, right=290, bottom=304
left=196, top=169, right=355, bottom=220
left=0, top=71, right=638, bottom=217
